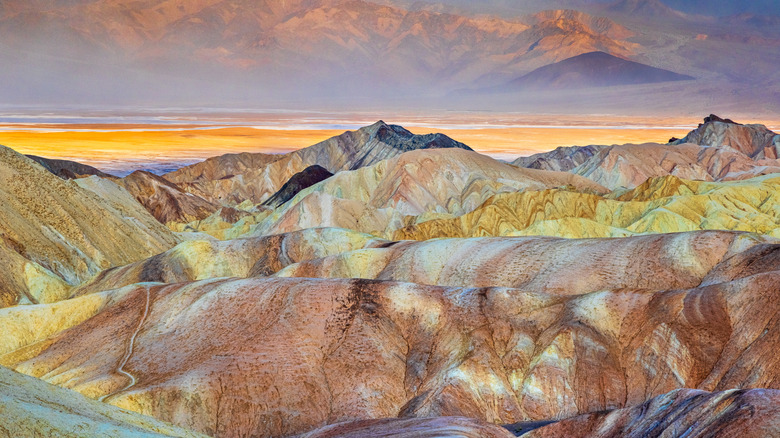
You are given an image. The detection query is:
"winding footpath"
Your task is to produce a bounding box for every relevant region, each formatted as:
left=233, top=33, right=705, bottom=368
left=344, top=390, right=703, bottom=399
left=99, top=285, right=151, bottom=403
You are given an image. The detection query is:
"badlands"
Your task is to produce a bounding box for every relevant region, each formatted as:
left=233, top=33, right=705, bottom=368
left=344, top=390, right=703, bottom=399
left=1, top=115, right=779, bottom=437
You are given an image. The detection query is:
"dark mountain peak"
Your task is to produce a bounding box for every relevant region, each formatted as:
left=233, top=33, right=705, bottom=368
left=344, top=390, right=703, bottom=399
left=358, top=121, right=472, bottom=153
left=508, top=51, right=694, bottom=89
left=703, top=114, right=740, bottom=125
left=262, top=164, right=334, bottom=208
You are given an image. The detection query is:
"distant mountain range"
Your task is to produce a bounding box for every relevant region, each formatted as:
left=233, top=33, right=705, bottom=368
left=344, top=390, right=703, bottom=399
left=1, top=0, right=779, bottom=110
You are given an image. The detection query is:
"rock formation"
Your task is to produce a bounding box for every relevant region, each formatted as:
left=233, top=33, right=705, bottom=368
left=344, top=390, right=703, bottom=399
left=2, top=260, right=779, bottom=436
left=1, top=114, right=779, bottom=437
left=118, top=170, right=219, bottom=225
left=246, top=147, right=606, bottom=238
left=262, top=165, right=333, bottom=209
left=74, top=228, right=387, bottom=295
left=672, top=114, right=780, bottom=159
left=275, top=231, right=767, bottom=292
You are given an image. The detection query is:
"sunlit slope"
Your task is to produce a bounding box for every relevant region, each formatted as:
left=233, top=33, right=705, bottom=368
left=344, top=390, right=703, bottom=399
left=0, top=365, right=205, bottom=437
left=0, top=146, right=179, bottom=308
left=395, top=174, right=780, bottom=240
left=2, top=260, right=779, bottom=437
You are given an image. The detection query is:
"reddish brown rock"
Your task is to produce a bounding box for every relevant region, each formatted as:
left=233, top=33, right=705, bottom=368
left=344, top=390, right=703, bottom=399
left=119, top=170, right=219, bottom=225
left=2, top=270, right=779, bottom=437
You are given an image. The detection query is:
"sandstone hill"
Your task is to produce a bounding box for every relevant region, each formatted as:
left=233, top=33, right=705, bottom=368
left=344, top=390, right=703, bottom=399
left=0, top=145, right=178, bottom=307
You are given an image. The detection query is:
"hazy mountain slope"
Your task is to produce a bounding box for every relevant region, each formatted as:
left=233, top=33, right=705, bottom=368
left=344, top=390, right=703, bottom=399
left=2, top=261, right=778, bottom=437
left=0, top=145, right=178, bottom=307
left=0, top=365, right=206, bottom=438
left=0, top=0, right=642, bottom=100
left=508, top=51, right=693, bottom=89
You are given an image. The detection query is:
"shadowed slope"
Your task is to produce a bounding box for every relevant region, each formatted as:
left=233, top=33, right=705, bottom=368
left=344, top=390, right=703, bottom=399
left=262, top=165, right=333, bottom=209
left=119, top=170, right=219, bottom=225
left=26, top=155, right=113, bottom=179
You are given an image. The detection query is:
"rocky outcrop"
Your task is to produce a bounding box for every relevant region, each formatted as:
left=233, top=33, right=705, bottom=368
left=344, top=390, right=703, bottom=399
left=275, top=231, right=764, bottom=292
left=118, top=170, right=219, bottom=225
left=0, top=365, right=206, bottom=437
left=249, top=148, right=606, bottom=238
left=672, top=114, right=780, bottom=159
left=0, top=145, right=178, bottom=307
left=524, top=388, right=780, bottom=438
left=513, top=145, right=602, bottom=172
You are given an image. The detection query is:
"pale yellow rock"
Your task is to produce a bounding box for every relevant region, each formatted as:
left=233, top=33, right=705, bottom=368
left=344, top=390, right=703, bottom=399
left=0, top=146, right=179, bottom=307
left=0, top=365, right=206, bottom=437
left=396, top=174, right=780, bottom=240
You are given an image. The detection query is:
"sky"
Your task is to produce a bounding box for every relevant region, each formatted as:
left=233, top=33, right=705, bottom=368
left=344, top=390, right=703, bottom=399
left=1, top=0, right=779, bottom=114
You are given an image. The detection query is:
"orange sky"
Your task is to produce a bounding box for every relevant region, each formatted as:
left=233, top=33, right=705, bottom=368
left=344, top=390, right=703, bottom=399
left=0, top=114, right=776, bottom=173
